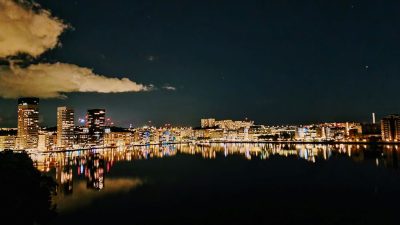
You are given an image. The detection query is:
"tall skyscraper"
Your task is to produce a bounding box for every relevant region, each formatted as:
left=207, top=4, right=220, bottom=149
left=381, top=115, right=400, bottom=142
left=57, top=106, right=75, bottom=148
left=17, top=98, right=39, bottom=149
left=86, top=109, right=106, bottom=145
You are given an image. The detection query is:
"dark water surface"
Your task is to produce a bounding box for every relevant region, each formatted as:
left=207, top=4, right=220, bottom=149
left=35, top=143, right=400, bottom=225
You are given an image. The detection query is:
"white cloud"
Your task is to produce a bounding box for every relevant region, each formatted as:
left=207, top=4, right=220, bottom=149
left=0, top=62, right=153, bottom=98
left=0, top=0, right=67, bottom=58
left=163, top=85, right=177, bottom=91
left=0, top=1, right=160, bottom=99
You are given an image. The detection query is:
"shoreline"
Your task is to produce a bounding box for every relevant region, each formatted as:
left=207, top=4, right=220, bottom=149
left=13, top=140, right=399, bottom=154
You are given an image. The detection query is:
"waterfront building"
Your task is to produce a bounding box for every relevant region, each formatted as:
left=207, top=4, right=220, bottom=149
left=86, top=109, right=106, bottom=145
left=57, top=106, right=75, bottom=148
left=38, top=129, right=57, bottom=151
left=0, top=129, right=17, bottom=150
left=73, top=126, right=90, bottom=148
left=104, top=127, right=134, bottom=147
left=295, top=126, right=317, bottom=141
left=0, top=136, right=16, bottom=150
left=381, top=115, right=400, bottom=142
left=17, top=98, right=39, bottom=149
left=174, top=127, right=194, bottom=142
left=295, top=127, right=306, bottom=140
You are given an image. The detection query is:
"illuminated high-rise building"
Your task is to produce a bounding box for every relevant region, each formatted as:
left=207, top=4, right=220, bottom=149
left=86, top=109, right=106, bottom=144
left=57, top=106, right=75, bottom=148
left=17, top=98, right=39, bottom=149
left=381, top=115, right=400, bottom=142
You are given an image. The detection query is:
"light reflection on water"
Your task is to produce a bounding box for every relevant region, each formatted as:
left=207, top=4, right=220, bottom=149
left=31, top=143, right=400, bottom=218
left=55, top=178, right=143, bottom=213
left=33, top=143, right=400, bottom=172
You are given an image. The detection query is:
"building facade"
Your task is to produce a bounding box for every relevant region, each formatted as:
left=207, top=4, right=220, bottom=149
left=74, top=126, right=90, bottom=148
left=104, top=130, right=134, bottom=147
left=38, top=130, right=57, bottom=151
left=86, top=109, right=106, bottom=145
left=17, top=98, right=39, bottom=149
left=201, top=118, right=216, bottom=128
left=57, top=106, right=75, bottom=148
left=0, top=135, right=16, bottom=150
left=381, top=115, right=400, bottom=142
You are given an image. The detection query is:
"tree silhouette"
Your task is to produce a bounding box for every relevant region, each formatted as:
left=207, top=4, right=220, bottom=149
left=0, top=150, right=57, bottom=225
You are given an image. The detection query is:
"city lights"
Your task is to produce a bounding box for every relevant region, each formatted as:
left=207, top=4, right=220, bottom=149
left=0, top=98, right=398, bottom=152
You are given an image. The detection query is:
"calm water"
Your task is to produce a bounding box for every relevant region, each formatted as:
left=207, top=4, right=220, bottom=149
left=35, top=143, right=400, bottom=225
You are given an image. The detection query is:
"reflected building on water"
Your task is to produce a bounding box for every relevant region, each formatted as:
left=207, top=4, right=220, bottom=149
left=56, top=164, right=73, bottom=195
left=32, top=143, right=400, bottom=195
left=86, top=153, right=105, bottom=190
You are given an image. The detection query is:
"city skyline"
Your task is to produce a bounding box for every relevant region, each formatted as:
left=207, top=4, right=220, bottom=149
left=2, top=0, right=400, bottom=127
left=0, top=96, right=394, bottom=128
left=0, top=97, right=387, bottom=128
left=1, top=96, right=395, bottom=152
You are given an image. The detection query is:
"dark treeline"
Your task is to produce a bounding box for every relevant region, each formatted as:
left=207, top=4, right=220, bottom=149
left=0, top=150, right=57, bottom=225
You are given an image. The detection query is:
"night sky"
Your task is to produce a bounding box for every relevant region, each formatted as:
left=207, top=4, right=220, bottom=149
left=1, top=0, right=400, bottom=127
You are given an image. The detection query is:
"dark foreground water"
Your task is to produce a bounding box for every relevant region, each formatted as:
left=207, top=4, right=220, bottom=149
left=33, top=143, right=400, bottom=225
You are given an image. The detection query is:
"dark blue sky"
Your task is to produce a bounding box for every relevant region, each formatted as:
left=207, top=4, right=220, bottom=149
left=1, top=0, right=400, bottom=127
